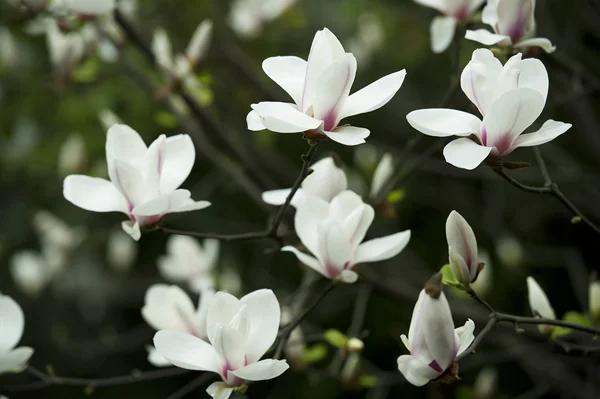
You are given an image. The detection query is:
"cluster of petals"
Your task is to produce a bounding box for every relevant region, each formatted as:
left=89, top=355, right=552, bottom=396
left=282, top=190, right=411, bottom=283
left=397, top=283, right=475, bottom=386
left=466, top=0, right=556, bottom=53
left=247, top=28, right=406, bottom=146
left=0, top=294, right=34, bottom=374
left=407, top=48, right=571, bottom=170
left=63, top=124, right=210, bottom=241
left=526, top=276, right=556, bottom=334
left=446, top=210, right=481, bottom=286
left=154, top=289, right=288, bottom=399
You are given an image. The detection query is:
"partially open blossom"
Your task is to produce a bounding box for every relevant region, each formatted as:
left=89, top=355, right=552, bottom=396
left=58, top=133, right=87, bottom=176
left=282, top=190, right=411, bottom=283
left=406, top=49, right=571, bottom=170
left=228, top=0, right=296, bottom=38
left=63, top=124, right=210, bottom=241
left=466, top=0, right=555, bottom=53
left=446, top=210, right=481, bottom=286
left=414, top=0, right=484, bottom=53
left=46, top=22, right=89, bottom=78
left=107, top=229, right=138, bottom=272
left=526, top=276, right=556, bottom=334
left=142, top=285, right=212, bottom=367
left=590, top=281, right=600, bottom=320
left=397, top=276, right=475, bottom=386
left=262, top=157, right=347, bottom=206
left=0, top=294, right=34, bottom=374
left=10, top=251, right=50, bottom=297
left=369, top=153, right=393, bottom=199
left=247, top=28, right=406, bottom=146
left=158, top=235, right=219, bottom=292
left=154, top=289, right=289, bottom=399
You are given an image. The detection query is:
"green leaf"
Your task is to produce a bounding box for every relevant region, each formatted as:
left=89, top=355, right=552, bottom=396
left=551, top=326, right=571, bottom=338
left=154, top=111, right=178, bottom=128
left=324, top=329, right=348, bottom=348
left=358, top=375, right=378, bottom=388
left=571, top=216, right=582, bottom=224
left=563, top=311, right=592, bottom=326
left=386, top=189, right=405, bottom=204
left=72, top=58, right=99, bottom=83
left=300, top=343, right=328, bottom=364
left=440, top=264, right=460, bottom=286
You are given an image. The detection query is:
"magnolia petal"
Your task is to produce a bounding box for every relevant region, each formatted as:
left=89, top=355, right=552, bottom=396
left=354, top=230, right=411, bottom=264
left=105, top=124, right=147, bottom=165
left=141, top=284, right=198, bottom=332
left=63, top=175, right=128, bottom=214
left=206, top=381, right=235, bottom=399
left=0, top=347, right=34, bottom=374
left=465, top=29, right=509, bottom=46
left=262, top=188, right=294, bottom=206
left=430, top=16, right=457, bottom=54
left=122, top=220, right=141, bottom=241
left=397, top=354, right=438, bottom=386
left=324, top=126, right=370, bottom=146
left=495, top=0, right=534, bottom=40
left=341, top=70, right=406, bottom=120
left=230, top=359, right=289, bottom=381
left=369, top=154, right=393, bottom=198
left=246, top=110, right=267, bottom=131
left=240, top=289, right=281, bottom=363
left=460, top=48, right=504, bottom=115
left=513, top=120, right=571, bottom=149
left=174, top=200, right=212, bottom=213
left=281, top=246, right=327, bottom=278
left=251, top=102, right=322, bottom=133
left=455, top=319, right=475, bottom=356
left=341, top=205, right=375, bottom=250
left=186, top=20, right=213, bottom=64
left=526, top=277, right=556, bottom=320
left=400, top=334, right=410, bottom=352
left=329, top=190, right=366, bottom=224
left=413, top=0, right=445, bottom=12
left=160, top=134, right=196, bottom=194
left=514, top=37, right=556, bottom=53
left=322, top=222, right=353, bottom=270
left=313, top=55, right=357, bottom=127
left=517, top=58, right=549, bottom=104
left=262, top=56, right=308, bottom=105
left=339, top=270, right=358, bottom=284
left=111, top=159, right=149, bottom=209
left=63, top=0, right=116, bottom=15
left=443, top=138, right=493, bottom=170
left=301, top=157, right=348, bottom=202
left=132, top=196, right=171, bottom=217
left=153, top=330, right=219, bottom=372
left=147, top=345, right=172, bottom=367
left=449, top=250, right=470, bottom=286
left=0, top=296, right=25, bottom=352
left=445, top=210, right=478, bottom=281
left=421, top=292, right=456, bottom=373
left=406, top=109, right=481, bottom=137
left=212, top=324, right=246, bottom=371
left=294, top=195, right=330, bottom=255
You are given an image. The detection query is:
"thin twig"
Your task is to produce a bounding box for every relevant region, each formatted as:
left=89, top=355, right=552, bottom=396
left=166, top=373, right=214, bottom=399
left=456, top=316, right=498, bottom=361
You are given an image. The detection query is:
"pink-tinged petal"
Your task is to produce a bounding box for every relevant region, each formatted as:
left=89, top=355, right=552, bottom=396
left=481, top=0, right=499, bottom=25
left=354, top=230, right=411, bottom=264
left=407, top=109, right=481, bottom=137
left=445, top=210, right=478, bottom=281
left=465, top=29, right=510, bottom=46
left=340, top=70, right=406, bottom=120
left=250, top=102, right=322, bottom=133
left=281, top=246, right=327, bottom=278
left=0, top=347, right=34, bottom=374
left=160, top=134, right=196, bottom=194
left=443, top=138, right=493, bottom=170
left=322, top=222, right=353, bottom=271
left=514, top=37, right=556, bottom=53
left=206, top=292, right=242, bottom=340
left=340, top=205, right=375, bottom=250
left=513, top=120, right=571, bottom=149
left=142, top=135, right=166, bottom=194
left=63, top=175, right=128, bottom=213
left=430, top=16, right=457, bottom=54
left=111, top=159, right=151, bottom=208
left=206, top=382, right=235, bottom=399
left=517, top=58, right=549, bottom=103
left=122, top=220, right=141, bottom=241
left=212, top=324, right=246, bottom=371
left=230, top=359, right=289, bottom=381
left=240, top=289, right=280, bottom=363
left=246, top=110, right=266, bottom=131
left=413, top=0, right=444, bottom=12
left=397, top=354, right=438, bottom=386
left=262, top=188, right=293, bottom=206
left=262, top=56, right=307, bottom=105
left=0, top=296, right=24, bottom=352
left=153, top=330, right=220, bottom=372
left=294, top=195, right=330, bottom=256
left=141, top=284, right=197, bottom=333
left=147, top=345, right=172, bottom=367
left=495, top=0, right=534, bottom=41
left=324, top=126, right=370, bottom=146
left=339, top=270, right=358, bottom=283
left=455, top=319, right=475, bottom=356
left=421, top=291, right=456, bottom=372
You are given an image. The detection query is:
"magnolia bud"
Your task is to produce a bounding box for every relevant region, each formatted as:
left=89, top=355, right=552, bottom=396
left=589, top=281, right=600, bottom=320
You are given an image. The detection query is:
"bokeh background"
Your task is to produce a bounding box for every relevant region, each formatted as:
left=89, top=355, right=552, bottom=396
left=1, top=0, right=600, bottom=398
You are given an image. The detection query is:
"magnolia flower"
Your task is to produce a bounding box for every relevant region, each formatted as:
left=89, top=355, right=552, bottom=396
left=154, top=289, right=289, bottom=399
left=414, top=0, right=484, bottom=53
left=228, top=0, right=296, bottom=38
left=397, top=277, right=475, bottom=386
left=466, top=0, right=555, bottom=53
left=107, top=229, right=138, bottom=272
left=406, top=49, right=571, bottom=170
left=446, top=210, right=482, bottom=286
left=46, top=22, right=88, bottom=77
left=63, top=124, right=210, bottom=241
left=0, top=294, right=34, bottom=374
left=247, top=28, right=406, bottom=146
left=369, top=153, right=393, bottom=199
left=526, top=276, right=556, bottom=334
left=158, top=235, right=219, bottom=292
left=142, top=285, right=212, bottom=367
left=262, top=157, right=347, bottom=206
left=282, top=190, right=411, bottom=283
left=10, top=251, right=50, bottom=297
left=590, top=281, right=600, bottom=320
left=58, top=133, right=87, bottom=176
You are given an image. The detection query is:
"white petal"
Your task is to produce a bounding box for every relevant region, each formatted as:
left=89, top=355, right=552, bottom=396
left=430, top=16, right=457, bottom=54
left=526, top=277, right=556, bottom=320
left=517, top=58, right=549, bottom=104
left=250, top=102, right=322, bottom=133
left=495, top=0, right=534, bottom=40
left=324, top=126, right=370, bottom=146
left=105, top=124, right=147, bottom=164
left=412, top=0, right=444, bottom=12
left=329, top=190, right=365, bottom=222
left=173, top=200, right=212, bottom=213
left=153, top=330, right=219, bottom=372
left=294, top=195, right=330, bottom=256
left=240, top=289, right=281, bottom=363
left=397, top=354, right=438, bottom=386
left=465, top=29, right=510, bottom=46
left=246, top=110, right=267, bottom=131
left=443, top=138, right=493, bottom=170
left=186, top=20, right=213, bottom=64
left=63, top=175, right=128, bottom=213
left=406, top=109, right=481, bottom=137
left=339, top=270, right=358, bottom=284
left=513, top=120, right=571, bottom=149
left=455, top=319, right=475, bottom=356
left=0, top=347, right=34, bottom=374
left=340, top=205, right=375, bottom=250
left=281, top=246, right=327, bottom=278
left=64, top=0, right=115, bottom=15
left=159, top=134, right=196, bottom=194
left=206, top=292, right=242, bottom=338
left=110, top=159, right=150, bottom=209
left=301, top=157, right=348, bottom=202
left=460, top=48, right=504, bottom=115
left=369, top=153, right=394, bottom=198
left=206, top=382, right=235, bottom=399
left=262, top=56, right=308, bottom=105
left=132, top=196, right=171, bottom=217
left=231, top=359, right=289, bottom=381
left=400, top=334, right=410, bottom=351
left=211, top=324, right=246, bottom=371
left=122, top=220, right=141, bottom=241
left=262, top=188, right=293, bottom=206
left=421, top=292, right=457, bottom=371
left=147, top=346, right=172, bottom=367
left=340, top=70, right=406, bottom=120
left=445, top=210, right=478, bottom=282
left=152, top=28, right=173, bottom=70
left=141, top=285, right=198, bottom=333
left=514, top=37, right=556, bottom=53
left=481, top=0, right=499, bottom=25
left=322, top=222, right=353, bottom=271
left=354, top=230, right=411, bottom=264
left=0, top=295, right=25, bottom=352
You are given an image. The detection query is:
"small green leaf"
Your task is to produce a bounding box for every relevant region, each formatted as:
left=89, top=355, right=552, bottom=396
left=440, top=264, right=460, bottom=286
left=154, top=111, right=178, bottom=128
left=563, top=311, right=592, bottom=327
left=300, top=343, right=328, bottom=364
left=324, top=329, right=348, bottom=348
left=387, top=189, right=405, bottom=204
left=358, top=375, right=378, bottom=388
left=72, top=58, right=99, bottom=83
left=571, top=216, right=582, bottom=224
left=551, top=326, right=571, bottom=338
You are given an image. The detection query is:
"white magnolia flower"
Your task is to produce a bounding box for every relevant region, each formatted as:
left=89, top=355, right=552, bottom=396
left=369, top=153, right=393, bottom=199
left=142, top=285, right=212, bottom=367
left=58, top=133, right=87, bottom=176
left=107, top=229, right=137, bottom=272
left=414, top=0, right=484, bottom=53
left=526, top=276, right=556, bottom=334
left=446, top=210, right=481, bottom=286
left=10, top=251, right=51, bottom=297
left=154, top=289, right=289, bottom=399
left=282, top=190, right=411, bottom=283
left=466, top=0, right=555, bottom=53
left=406, top=49, right=571, bottom=170
left=63, top=124, right=210, bottom=241
left=228, top=0, right=296, bottom=38
left=0, top=294, right=34, bottom=374
left=590, top=281, right=600, bottom=320
left=158, top=235, right=219, bottom=292
left=247, top=28, right=406, bottom=146
left=262, top=157, right=347, bottom=206
left=46, top=22, right=88, bottom=77
left=397, top=284, right=475, bottom=386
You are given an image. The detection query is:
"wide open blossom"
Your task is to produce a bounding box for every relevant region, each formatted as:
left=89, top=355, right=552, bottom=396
left=282, top=190, right=411, bottom=283
left=446, top=210, right=481, bottom=286
left=413, top=0, right=484, bottom=53
left=466, top=0, right=555, bottom=53
left=228, top=0, right=297, bottom=38
left=526, top=276, right=556, bottom=334
left=63, top=124, right=210, bottom=241
left=247, top=28, right=406, bottom=146
left=0, top=294, right=34, bottom=374
left=154, top=289, right=289, bottom=399
left=158, top=235, right=219, bottom=293
left=262, top=156, right=347, bottom=206
left=406, top=49, right=571, bottom=170
left=397, top=278, right=475, bottom=386
left=142, top=285, right=213, bottom=367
